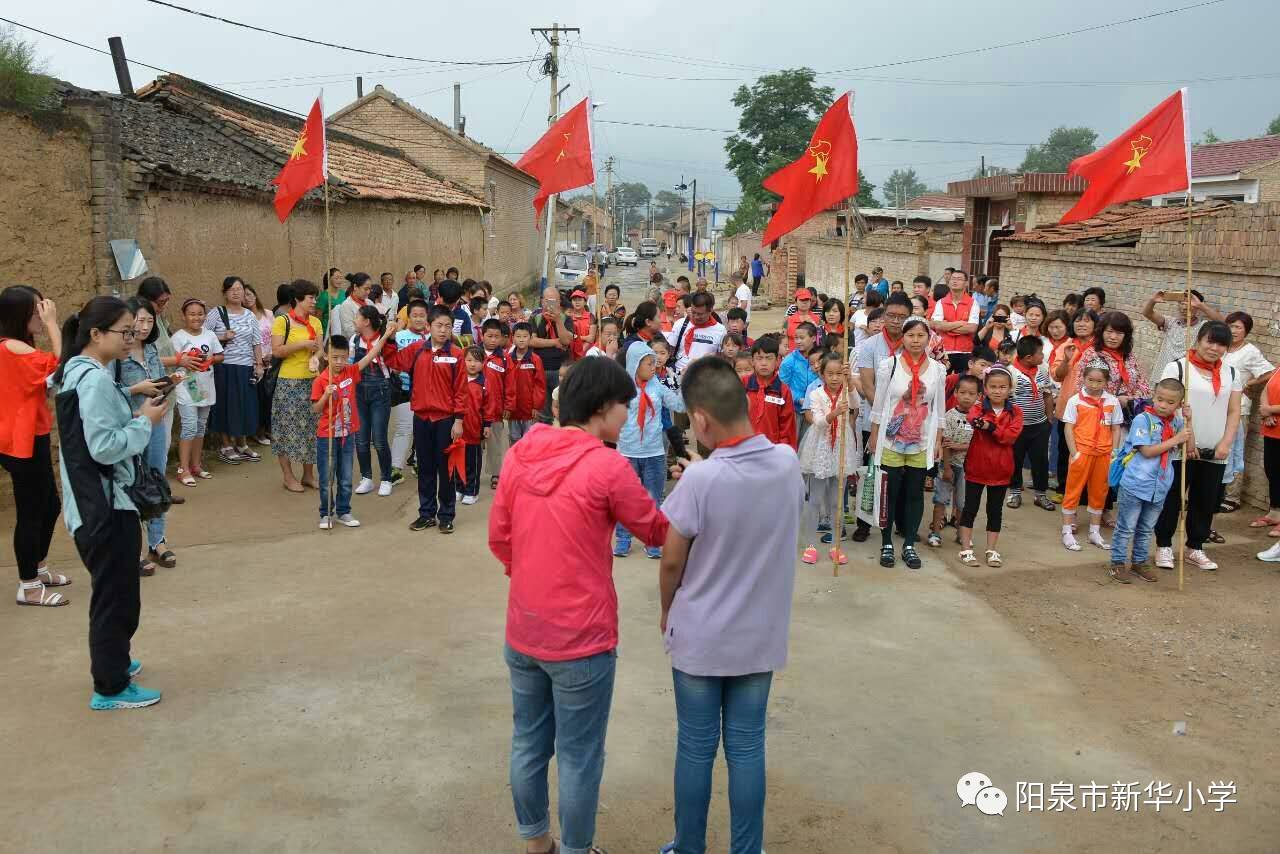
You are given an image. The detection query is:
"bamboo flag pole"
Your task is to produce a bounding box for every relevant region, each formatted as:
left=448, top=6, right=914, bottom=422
left=831, top=196, right=855, bottom=577
left=1176, top=192, right=1193, bottom=590
left=322, top=154, right=336, bottom=531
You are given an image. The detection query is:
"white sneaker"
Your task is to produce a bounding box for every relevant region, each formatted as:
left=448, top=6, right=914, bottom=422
left=456, top=492, right=463, bottom=502
left=1088, top=530, right=1110, bottom=549
left=1257, top=542, right=1280, bottom=562
left=337, top=514, right=361, bottom=528
left=1062, top=532, right=1081, bottom=551
left=354, top=478, right=375, bottom=495
left=1186, top=549, right=1218, bottom=571
left=377, top=480, right=393, bottom=496
left=318, top=516, right=333, bottom=530
left=461, top=494, right=478, bottom=505
left=1154, top=546, right=1174, bottom=569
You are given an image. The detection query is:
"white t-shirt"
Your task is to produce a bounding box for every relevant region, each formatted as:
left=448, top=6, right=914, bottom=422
left=735, top=283, right=753, bottom=320
left=667, top=319, right=726, bottom=375
left=170, top=328, right=223, bottom=407
left=1161, top=357, right=1242, bottom=460
left=851, top=309, right=869, bottom=347
left=1010, top=311, right=1027, bottom=332
left=1222, top=342, right=1275, bottom=417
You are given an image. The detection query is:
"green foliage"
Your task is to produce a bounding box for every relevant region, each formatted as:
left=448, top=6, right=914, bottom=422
left=971, top=164, right=1013, bottom=179
left=854, top=169, right=877, bottom=210
left=1199, top=128, right=1222, bottom=145
left=653, top=189, right=684, bottom=220
left=881, top=168, right=927, bottom=207
left=1018, top=126, right=1098, bottom=173
left=0, top=25, right=52, bottom=109
left=1267, top=115, right=1280, bottom=136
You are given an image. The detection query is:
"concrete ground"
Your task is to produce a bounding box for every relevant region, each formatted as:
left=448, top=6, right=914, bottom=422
left=1, top=263, right=1275, bottom=852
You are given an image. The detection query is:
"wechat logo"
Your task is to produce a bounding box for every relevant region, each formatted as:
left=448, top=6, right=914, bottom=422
left=957, top=771, right=1007, bottom=816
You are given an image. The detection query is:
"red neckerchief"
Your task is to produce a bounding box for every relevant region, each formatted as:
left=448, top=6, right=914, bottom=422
left=1187, top=349, right=1222, bottom=395
left=824, top=384, right=842, bottom=446
left=350, top=295, right=368, bottom=308
left=902, top=350, right=928, bottom=406
left=1102, top=347, right=1130, bottom=386
left=683, top=316, right=717, bottom=355
left=542, top=313, right=558, bottom=340
left=360, top=334, right=384, bottom=370
left=715, top=433, right=755, bottom=453
left=637, top=327, right=655, bottom=342
left=825, top=322, right=845, bottom=337
left=289, top=311, right=316, bottom=340
left=1013, top=358, right=1039, bottom=399
left=636, top=377, right=654, bottom=437
left=881, top=327, right=904, bottom=355
left=1154, top=411, right=1176, bottom=470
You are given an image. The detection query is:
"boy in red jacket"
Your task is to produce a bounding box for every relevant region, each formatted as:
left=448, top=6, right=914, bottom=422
left=480, top=318, right=516, bottom=489
left=385, top=305, right=469, bottom=533
left=957, top=365, right=1023, bottom=568
left=507, top=321, right=545, bottom=446
left=742, top=335, right=797, bottom=448
left=454, top=346, right=491, bottom=506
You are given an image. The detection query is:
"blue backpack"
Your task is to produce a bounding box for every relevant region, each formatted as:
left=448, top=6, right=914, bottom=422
left=1107, top=411, right=1163, bottom=489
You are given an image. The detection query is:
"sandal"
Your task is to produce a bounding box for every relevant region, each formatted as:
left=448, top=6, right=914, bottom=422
left=139, top=559, right=156, bottom=577
left=216, top=447, right=243, bottom=465
left=1207, top=529, right=1226, bottom=545
left=879, top=545, right=896, bottom=568
left=902, top=545, right=922, bottom=570
left=985, top=549, right=1003, bottom=567
left=16, top=579, right=68, bottom=607
left=1270, top=524, right=1280, bottom=538
left=490, top=475, right=499, bottom=489
left=283, top=481, right=305, bottom=493
left=958, top=549, right=979, bottom=567
left=1218, top=499, right=1240, bottom=513
left=194, top=469, right=214, bottom=480
left=36, top=567, right=71, bottom=587
left=149, top=546, right=177, bottom=568
left=235, top=446, right=262, bottom=461
left=1249, top=516, right=1280, bottom=528
left=177, top=468, right=197, bottom=487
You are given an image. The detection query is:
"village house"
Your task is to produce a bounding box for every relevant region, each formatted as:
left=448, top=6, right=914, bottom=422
left=1150, top=134, right=1280, bottom=206
left=946, top=173, right=1088, bottom=279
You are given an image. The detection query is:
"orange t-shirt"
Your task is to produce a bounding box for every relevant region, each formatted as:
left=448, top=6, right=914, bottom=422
left=1053, top=340, right=1086, bottom=419
left=1065, top=392, right=1123, bottom=456
left=1263, top=371, right=1280, bottom=440
left=0, top=344, right=59, bottom=458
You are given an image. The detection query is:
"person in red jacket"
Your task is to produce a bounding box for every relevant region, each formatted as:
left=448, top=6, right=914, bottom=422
left=489, top=356, right=668, bottom=854
left=784, top=288, right=821, bottom=352
left=742, top=336, right=797, bottom=448
left=507, top=321, right=545, bottom=446
left=958, top=365, right=1023, bottom=568
left=480, top=318, right=516, bottom=490
left=453, top=346, right=491, bottom=505
left=384, top=305, right=468, bottom=533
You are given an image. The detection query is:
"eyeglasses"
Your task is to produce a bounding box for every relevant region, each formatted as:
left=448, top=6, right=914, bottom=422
left=883, top=312, right=910, bottom=323
left=104, top=327, right=137, bottom=339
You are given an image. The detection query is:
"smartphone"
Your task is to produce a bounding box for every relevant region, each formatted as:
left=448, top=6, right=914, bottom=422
left=1196, top=447, right=1217, bottom=461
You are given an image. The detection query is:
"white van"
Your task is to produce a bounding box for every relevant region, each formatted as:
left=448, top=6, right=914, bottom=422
left=639, top=238, right=660, bottom=258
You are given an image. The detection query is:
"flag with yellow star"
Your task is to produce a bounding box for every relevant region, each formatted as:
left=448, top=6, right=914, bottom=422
left=1060, top=88, right=1190, bottom=224
left=761, top=92, right=859, bottom=246
left=271, top=95, right=328, bottom=223
left=516, top=98, right=595, bottom=222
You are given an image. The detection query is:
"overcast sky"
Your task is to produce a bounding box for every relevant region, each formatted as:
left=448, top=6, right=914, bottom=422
left=13, top=0, right=1280, bottom=207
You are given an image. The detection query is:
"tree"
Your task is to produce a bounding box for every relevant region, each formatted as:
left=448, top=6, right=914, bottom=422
left=723, top=68, right=836, bottom=235
left=971, top=164, right=1013, bottom=179
left=610, top=181, right=650, bottom=224
left=854, top=170, right=877, bottom=211
left=1199, top=128, right=1222, bottom=145
left=652, top=189, right=684, bottom=220
left=1267, top=115, right=1280, bottom=136
left=1018, top=126, right=1097, bottom=173
left=0, top=25, right=52, bottom=109
left=881, top=168, right=928, bottom=208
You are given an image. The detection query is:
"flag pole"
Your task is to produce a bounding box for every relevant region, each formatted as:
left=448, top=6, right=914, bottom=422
left=1177, top=191, right=1193, bottom=589
left=322, top=116, right=335, bottom=532
left=832, top=196, right=854, bottom=576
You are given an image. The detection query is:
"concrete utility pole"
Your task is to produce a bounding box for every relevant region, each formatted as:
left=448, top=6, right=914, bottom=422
left=107, top=37, right=134, bottom=97
left=603, top=156, right=615, bottom=247
left=531, top=22, right=580, bottom=287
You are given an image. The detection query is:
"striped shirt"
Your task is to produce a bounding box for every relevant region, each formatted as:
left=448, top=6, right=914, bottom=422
left=1011, top=363, right=1052, bottom=425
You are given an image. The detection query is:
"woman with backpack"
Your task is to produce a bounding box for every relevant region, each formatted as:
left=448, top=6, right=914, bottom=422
left=205, top=276, right=263, bottom=464
left=54, top=295, right=170, bottom=709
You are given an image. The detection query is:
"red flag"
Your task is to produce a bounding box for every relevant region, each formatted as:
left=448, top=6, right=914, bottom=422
left=1060, top=89, right=1190, bottom=224
left=761, top=92, right=859, bottom=246
left=515, top=98, right=595, bottom=221
left=271, top=95, right=328, bottom=223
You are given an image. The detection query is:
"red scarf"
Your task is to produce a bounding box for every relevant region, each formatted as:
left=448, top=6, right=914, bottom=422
left=635, top=377, right=654, bottom=437
left=542, top=314, right=558, bottom=340
left=1102, top=347, right=1129, bottom=386
left=1013, top=358, right=1039, bottom=399
left=1154, top=411, right=1176, bottom=470
left=902, top=350, right=928, bottom=406
left=825, top=322, right=845, bottom=337
left=683, top=316, right=718, bottom=355
left=881, top=327, right=904, bottom=356
left=350, top=294, right=368, bottom=308
left=290, top=311, right=316, bottom=340
left=637, top=327, right=655, bottom=342
left=714, top=433, right=755, bottom=454
left=825, top=385, right=842, bottom=446
left=1187, top=349, right=1222, bottom=395
left=360, top=334, right=384, bottom=370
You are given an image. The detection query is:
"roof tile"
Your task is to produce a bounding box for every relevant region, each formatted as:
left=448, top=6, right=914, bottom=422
left=1001, top=200, right=1233, bottom=245
left=1192, top=135, right=1280, bottom=177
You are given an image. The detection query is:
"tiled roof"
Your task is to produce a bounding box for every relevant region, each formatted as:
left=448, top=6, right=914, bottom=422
left=948, top=173, right=1087, bottom=197
left=906, top=192, right=964, bottom=210
left=1001, top=200, right=1233, bottom=245
left=136, top=76, right=484, bottom=208
left=1192, top=135, right=1280, bottom=177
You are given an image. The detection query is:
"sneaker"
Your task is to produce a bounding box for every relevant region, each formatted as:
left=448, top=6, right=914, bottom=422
left=1048, top=490, right=1064, bottom=504
left=127, top=659, right=142, bottom=678
left=461, top=495, right=479, bottom=505
left=816, top=522, right=832, bottom=533
left=879, top=545, right=896, bottom=568
left=1088, top=530, right=1110, bottom=549
left=927, top=531, right=942, bottom=548
left=355, top=478, right=375, bottom=495
left=90, top=682, right=162, bottom=710
left=828, top=548, right=849, bottom=566
left=1186, top=549, right=1218, bottom=571
left=1130, top=564, right=1159, bottom=582
left=337, top=514, right=361, bottom=528
left=902, top=545, right=922, bottom=570
left=645, top=547, right=662, bottom=559
left=409, top=516, right=436, bottom=531
left=439, top=520, right=455, bottom=534
left=1034, top=494, right=1057, bottom=511
left=820, top=531, right=834, bottom=544
left=377, top=481, right=393, bottom=497
left=801, top=546, right=819, bottom=565
left=455, top=492, right=464, bottom=503
left=1108, top=564, right=1135, bottom=584
left=1062, top=532, right=1081, bottom=552
left=318, top=516, right=333, bottom=530
left=1257, top=542, right=1280, bottom=562
left=1006, top=492, right=1022, bottom=509
left=1154, top=546, right=1174, bottom=569
left=613, top=542, right=631, bottom=558
left=389, top=468, right=405, bottom=486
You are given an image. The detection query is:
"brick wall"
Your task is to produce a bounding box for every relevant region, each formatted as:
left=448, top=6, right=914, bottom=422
left=1023, top=193, right=1082, bottom=230
left=331, top=97, right=485, bottom=190
left=483, top=162, right=540, bottom=296
left=1248, top=159, right=1280, bottom=203
left=999, top=202, right=1280, bottom=508
left=803, top=229, right=964, bottom=296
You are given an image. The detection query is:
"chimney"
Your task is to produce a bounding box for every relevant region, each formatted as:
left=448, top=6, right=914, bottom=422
left=107, top=36, right=135, bottom=97
left=453, top=82, right=462, bottom=134
left=356, top=76, right=363, bottom=98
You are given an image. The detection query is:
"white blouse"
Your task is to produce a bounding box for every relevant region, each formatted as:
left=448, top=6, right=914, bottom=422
left=870, top=354, right=947, bottom=467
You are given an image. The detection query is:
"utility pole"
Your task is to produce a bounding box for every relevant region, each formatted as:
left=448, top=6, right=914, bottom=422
left=603, top=156, right=615, bottom=247
left=531, top=22, right=580, bottom=288
left=689, top=178, right=697, bottom=272
left=980, top=155, right=986, bottom=179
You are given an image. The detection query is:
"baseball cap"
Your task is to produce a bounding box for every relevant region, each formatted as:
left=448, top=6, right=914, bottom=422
left=663, top=290, right=679, bottom=308
left=795, top=288, right=813, bottom=300
left=570, top=289, right=587, bottom=299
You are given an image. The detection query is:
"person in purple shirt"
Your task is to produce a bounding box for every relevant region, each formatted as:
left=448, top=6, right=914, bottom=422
left=657, top=357, right=804, bottom=854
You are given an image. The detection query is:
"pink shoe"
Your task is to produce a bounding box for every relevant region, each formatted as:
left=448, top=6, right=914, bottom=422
left=828, top=548, right=849, bottom=565
left=801, top=546, right=819, bottom=565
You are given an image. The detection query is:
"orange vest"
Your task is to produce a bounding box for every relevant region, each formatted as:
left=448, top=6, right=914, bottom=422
left=937, top=294, right=975, bottom=354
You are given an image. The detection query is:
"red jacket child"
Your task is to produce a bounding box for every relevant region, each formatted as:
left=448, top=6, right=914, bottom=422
left=483, top=347, right=517, bottom=421
left=383, top=338, right=468, bottom=421
left=963, top=398, right=1024, bottom=486
left=459, top=373, right=490, bottom=444
left=743, top=372, right=797, bottom=449
left=509, top=348, right=546, bottom=421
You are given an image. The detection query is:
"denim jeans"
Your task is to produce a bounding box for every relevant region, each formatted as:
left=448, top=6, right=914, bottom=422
left=615, top=454, right=665, bottom=552
left=355, top=378, right=392, bottom=482
left=144, top=421, right=168, bottom=549
left=316, top=435, right=354, bottom=518
left=671, top=669, right=773, bottom=854
left=504, top=644, right=617, bottom=854
left=1111, top=486, right=1163, bottom=567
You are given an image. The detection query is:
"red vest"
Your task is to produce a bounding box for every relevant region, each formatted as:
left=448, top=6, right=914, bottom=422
left=938, top=294, right=976, bottom=354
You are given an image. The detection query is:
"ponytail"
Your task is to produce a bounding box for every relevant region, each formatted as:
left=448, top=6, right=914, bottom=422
left=357, top=304, right=384, bottom=335
left=52, top=295, right=130, bottom=385
left=625, top=300, right=658, bottom=336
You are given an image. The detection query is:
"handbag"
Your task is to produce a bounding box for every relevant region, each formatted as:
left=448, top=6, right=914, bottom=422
left=259, top=315, right=291, bottom=402
left=122, top=454, right=172, bottom=521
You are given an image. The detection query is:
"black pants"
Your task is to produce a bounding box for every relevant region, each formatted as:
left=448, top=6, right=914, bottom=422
left=1055, top=420, right=1069, bottom=489
left=74, top=510, right=142, bottom=697
left=452, top=442, right=482, bottom=497
left=1010, top=420, right=1050, bottom=493
left=960, top=481, right=1007, bottom=533
left=881, top=464, right=926, bottom=547
left=1155, top=459, right=1223, bottom=550
left=751, top=275, right=762, bottom=296
left=413, top=416, right=457, bottom=523
left=1266, top=436, right=1280, bottom=510
left=0, top=434, right=61, bottom=581
left=947, top=353, right=971, bottom=375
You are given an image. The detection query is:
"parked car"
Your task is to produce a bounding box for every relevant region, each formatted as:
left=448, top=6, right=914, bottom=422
left=554, top=250, right=591, bottom=287
left=615, top=247, right=639, bottom=266
left=639, top=238, right=659, bottom=258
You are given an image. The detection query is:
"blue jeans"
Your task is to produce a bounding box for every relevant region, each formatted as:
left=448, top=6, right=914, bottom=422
left=316, top=436, right=354, bottom=518
left=504, top=644, right=617, bottom=854
left=355, top=378, right=392, bottom=482
left=1048, top=417, right=1061, bottom=484
left=1222, top=423, right=1245, bottom=484
left=1110, top=486, right=1163, bottom=567
left=143, top=420, right=168, bottom=549
left=615, top=454, right=665, bottom=553
left=671, top=669, right=773, bottom=854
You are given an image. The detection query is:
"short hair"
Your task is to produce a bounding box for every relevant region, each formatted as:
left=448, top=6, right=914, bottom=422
left=678, top=294, right=692, bottom=308
left=997, top=338, right=1017, bottom=355
left=1070, top=308, right=1099, bottom=332
left=911, top=294, right=930, bottom=313
left=691, top=291, right=714, bottom=310
left=885, top=292, right=914, bottom=313
left=953, top=374, right=981, bottom=394
left=512, top=321, right=533, bottom=335
left=604, top=283, right=621, bottom=297
left=1045, top=309, right=1071, bottom=333
left=866, top=307, right=885, bottom=322
left=327, top=334, right=350, bottom=352
left=1197, top=320, right=1231, bottom=346
left=865, top=290, right=885, bottom=308
left=681, top=356, right=749, bottom=425
left=913, top=274, right=932, bottom=288
left=137, top=276, right=172, bottom=303
left=461, top=278, right=478, bottom=294
left=676, top=275, right=690, bottom=286
left=558, top=355, right=636, bottom=427
left=822, top=298, right=846, bottom=324
left=438, top=280, right=463, bottom=306
left=950, top=269, right=968, bottom=280
left=427, top=305, right=452, bottom=324
left=413, top=264, right=426, bottom=274
left=464, top=345, right=485, bottom=363
left=1094, top=310, right=1134, bottom=357
left=275, top=282, right=295, bottom=308
left=722, top=332, right=745, bottom=349
left=854, top=273, right=869, bottom=284
left=795, top=321, right=818, bottom=338
left=469, top=296, right=488, bottom=313
left=1015, top=335, right=1043, bottom=359
left=1082, top=286, right=1107, bottom=306
left=1063, top=293, right=1082, bottom=310
left=750, top=335, right=780, bottom=356
left=1154, top=377, right=1186, bottom=399
left=1224, top=310, right=1253, bottom=335
left=1009, top=295, right=1026, bottom=309
left=932, top=283, right=949, bottom=302
left=496, top=300, right=512, bottom=310
left=871, top=266, right=884, bottom=275
left=407, top=298, right=430, bottom=315
left=446, top=266, right=460, bottom=278
left=817, top=350, right=844, bottom=374
left=481, top=318, right=504, bottom=334
left=599, top=316, right=620, bottom=333
left=222, top=276, right=244, bottom=293
left=726, top=307, right=748, bottom=323
left=972, top=346, right=997, bottom=364
left=649, top=336, right=670, bottom=353
left=290, top=278, right=319, bottom=299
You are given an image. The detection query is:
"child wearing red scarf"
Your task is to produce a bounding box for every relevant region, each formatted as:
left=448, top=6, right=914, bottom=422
left=796, top=352, right=861, bottom=566
left=1060, top=362, right=1124, bottom=553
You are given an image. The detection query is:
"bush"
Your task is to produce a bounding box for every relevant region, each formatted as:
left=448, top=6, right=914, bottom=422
left=0, top=25, right=53, bottom=109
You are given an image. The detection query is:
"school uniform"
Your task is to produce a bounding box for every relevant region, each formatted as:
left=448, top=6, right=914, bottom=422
left=1112, top=410, right=1185, bottom=568
left=507, top=348, right=546, bottom=445
left=483, top=347, right=517, bottom=482
left=743, top=373, right=797, bottom=449
left=454, top=373, right=489, bottom=499
left=1061, top=391, right=1123, bottom=514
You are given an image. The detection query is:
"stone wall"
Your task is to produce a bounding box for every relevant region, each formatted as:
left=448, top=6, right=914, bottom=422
left=1250, top=159, right=1280, bottom=204
left=999, top=202, right=1280, bottom=507
left=483, top=162, right=540, bottom=296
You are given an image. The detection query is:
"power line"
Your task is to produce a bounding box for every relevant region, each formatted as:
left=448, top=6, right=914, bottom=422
left=142, top=0, right=532, bottom=66
left=596, top=119, right=1036, bottom=146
